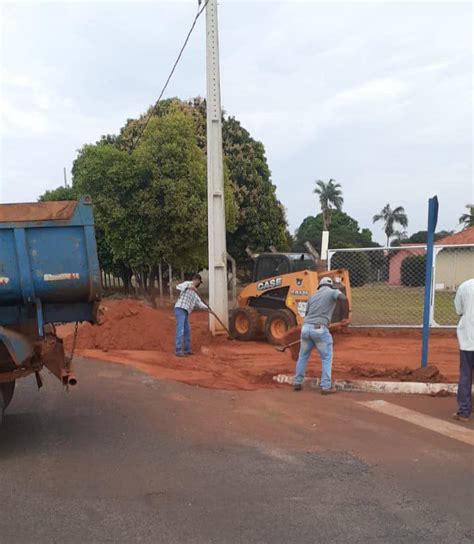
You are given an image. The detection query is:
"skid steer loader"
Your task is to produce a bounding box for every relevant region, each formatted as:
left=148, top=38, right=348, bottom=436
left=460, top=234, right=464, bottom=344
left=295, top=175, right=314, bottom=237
left=229, top=252, right=351, bottom=344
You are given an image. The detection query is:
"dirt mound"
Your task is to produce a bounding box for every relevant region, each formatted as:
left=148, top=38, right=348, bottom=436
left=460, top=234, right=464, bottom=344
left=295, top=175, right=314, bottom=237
left=349, top=364, right=447, bottom=383
left=62, top=299, right=220, bottom=352
left=58, top=299, right=459, bottom=391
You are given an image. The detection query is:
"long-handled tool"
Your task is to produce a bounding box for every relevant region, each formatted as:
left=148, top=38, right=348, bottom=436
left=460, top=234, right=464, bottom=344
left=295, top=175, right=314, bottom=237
left=274, top=339, right=301, bottom=353
left=201, top=300, right=235, bottom=340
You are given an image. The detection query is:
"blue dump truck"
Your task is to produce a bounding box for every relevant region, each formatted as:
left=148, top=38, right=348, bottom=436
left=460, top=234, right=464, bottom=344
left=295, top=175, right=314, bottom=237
left=0, top=197, right=101, bottom=422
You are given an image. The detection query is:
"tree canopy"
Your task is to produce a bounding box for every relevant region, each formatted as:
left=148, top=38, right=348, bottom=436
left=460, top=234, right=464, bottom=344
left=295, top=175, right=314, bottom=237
left=293, top=210, right=376, bottom=252
left=459, top=205, right=474, bottom=229
left=373, top=204, right=408, bottom=246
left=38, top=97, right=289, bottom=287
left=407, top=230, right=454, bottom=244
left=39, top=186, right=77, bottom=202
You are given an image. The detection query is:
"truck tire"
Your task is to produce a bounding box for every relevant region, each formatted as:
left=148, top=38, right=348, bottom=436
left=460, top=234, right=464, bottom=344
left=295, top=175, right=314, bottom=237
left=229, top=308, right=260, bottom=341
left=265, top=310, right=297, bottom=345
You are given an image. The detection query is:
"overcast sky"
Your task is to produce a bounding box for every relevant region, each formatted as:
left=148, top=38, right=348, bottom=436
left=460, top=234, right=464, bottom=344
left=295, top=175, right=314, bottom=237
left=0, top=0, right=472, bottom=242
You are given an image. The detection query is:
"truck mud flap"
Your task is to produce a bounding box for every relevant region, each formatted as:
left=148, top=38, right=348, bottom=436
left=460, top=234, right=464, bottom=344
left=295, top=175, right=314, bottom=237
left=0, top=326, right=35, bottom=368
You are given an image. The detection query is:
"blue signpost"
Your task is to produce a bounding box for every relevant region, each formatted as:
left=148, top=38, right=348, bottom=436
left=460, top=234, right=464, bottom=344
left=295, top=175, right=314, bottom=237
left=421, top=196, right=439, bottom=368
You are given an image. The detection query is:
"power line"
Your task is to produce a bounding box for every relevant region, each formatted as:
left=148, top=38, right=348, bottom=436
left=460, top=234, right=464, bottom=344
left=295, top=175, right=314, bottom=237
left=128, top=0, right=209, bottom=153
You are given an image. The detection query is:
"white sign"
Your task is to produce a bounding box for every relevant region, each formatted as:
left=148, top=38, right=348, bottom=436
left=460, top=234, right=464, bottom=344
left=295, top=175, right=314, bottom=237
left=297, top=301, right=307, bottom=317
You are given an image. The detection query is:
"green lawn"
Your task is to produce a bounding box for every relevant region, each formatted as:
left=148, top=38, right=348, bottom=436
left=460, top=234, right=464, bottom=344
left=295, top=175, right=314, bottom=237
left=351, top=284, right=457, bottom=326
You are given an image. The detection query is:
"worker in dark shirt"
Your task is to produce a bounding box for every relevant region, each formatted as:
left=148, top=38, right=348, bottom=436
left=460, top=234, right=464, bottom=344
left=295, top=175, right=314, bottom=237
left=294, top=277, right=349, bottom=394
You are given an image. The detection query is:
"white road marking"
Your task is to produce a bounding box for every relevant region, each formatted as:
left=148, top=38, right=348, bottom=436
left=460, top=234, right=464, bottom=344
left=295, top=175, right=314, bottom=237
left=359, top=400, right=474, bottom=446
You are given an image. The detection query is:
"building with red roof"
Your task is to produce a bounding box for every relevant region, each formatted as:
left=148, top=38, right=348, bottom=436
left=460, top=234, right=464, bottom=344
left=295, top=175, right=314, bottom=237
left=388, top=227, right=474, bottom=289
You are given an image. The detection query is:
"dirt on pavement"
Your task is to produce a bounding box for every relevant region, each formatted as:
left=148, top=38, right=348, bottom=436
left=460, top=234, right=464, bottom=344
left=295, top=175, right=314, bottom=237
left=58, top=299, right=459, bottom=391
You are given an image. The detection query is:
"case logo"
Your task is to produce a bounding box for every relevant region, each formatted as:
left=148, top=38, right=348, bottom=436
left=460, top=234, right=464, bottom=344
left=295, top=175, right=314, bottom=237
left=257, top=277, right=283, bottom=291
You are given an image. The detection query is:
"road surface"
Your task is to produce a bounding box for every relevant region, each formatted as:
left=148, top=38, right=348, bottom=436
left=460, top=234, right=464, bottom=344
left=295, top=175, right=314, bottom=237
left=0, top=357, right=472, bottom=543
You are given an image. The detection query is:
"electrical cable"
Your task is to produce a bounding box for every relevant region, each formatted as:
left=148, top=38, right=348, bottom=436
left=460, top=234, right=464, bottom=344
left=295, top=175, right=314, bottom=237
left=128, top=0, right=209, bottom=153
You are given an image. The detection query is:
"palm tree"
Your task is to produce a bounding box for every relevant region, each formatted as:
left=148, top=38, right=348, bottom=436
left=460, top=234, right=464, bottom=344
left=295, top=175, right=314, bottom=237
left=459, top=205, right=474, bottom=229
left=313, top=179, right=344, bottom=231
left=390, top=229, right=409, bottom=247
left=373, top=204, right=408, bottom=247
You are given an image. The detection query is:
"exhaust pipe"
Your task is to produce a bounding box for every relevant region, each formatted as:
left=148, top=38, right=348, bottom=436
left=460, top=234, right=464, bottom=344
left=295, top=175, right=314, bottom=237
left=63, top=373, right=78, bottom=387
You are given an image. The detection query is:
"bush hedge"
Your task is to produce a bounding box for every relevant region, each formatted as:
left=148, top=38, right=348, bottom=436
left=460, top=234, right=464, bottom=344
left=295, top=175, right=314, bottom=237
left=331, top=251, right=370, bottom=287
left=401, top=255, right=426, bottom=287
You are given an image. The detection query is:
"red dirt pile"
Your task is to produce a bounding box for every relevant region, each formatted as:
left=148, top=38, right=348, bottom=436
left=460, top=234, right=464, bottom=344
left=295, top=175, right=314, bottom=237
left=59, top=299, right=458, bottom=390
left=348, top=365, right=446, bottom=383
left=62, top=299, right=221, bottom=352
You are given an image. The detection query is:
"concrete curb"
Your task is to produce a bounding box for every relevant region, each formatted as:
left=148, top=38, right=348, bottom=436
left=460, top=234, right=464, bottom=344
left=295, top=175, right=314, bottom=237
left=273, top=374, right=462, bottom=395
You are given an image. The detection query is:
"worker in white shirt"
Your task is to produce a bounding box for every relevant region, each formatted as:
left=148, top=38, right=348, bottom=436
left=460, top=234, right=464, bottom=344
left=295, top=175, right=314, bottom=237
left=453, top=278, right=474, bottom=422
left=174, top=274, right=209, bottom=357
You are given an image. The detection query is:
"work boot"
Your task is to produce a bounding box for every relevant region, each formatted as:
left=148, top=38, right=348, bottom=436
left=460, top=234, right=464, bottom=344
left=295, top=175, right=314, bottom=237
left=175, top=352, right=186, bottom=358
left=184, top=351, right=194, bottom=356
left=452, top=412, right=471, bottom=423
left=321, top=386, right=337, bottom=395
left=293, top=383, right=302, bottom=391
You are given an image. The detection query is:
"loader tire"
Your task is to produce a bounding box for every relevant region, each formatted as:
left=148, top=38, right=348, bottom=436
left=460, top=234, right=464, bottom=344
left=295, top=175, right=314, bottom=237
left=265, top=310, right=297, bottom=345
left=229, top=307, right=260, bottom=341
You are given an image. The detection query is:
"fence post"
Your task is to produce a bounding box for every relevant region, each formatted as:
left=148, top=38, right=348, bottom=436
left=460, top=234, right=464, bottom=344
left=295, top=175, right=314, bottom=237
left=429, top=247, right=442, bottom=327
left=421, top=196, right=439, bottom=368
left=327, top=250, right=334, bottom=271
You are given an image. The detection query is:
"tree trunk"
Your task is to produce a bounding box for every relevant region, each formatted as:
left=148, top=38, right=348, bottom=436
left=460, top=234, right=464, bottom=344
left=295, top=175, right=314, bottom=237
left=158, top=263, right=164, bottom=300
left=168, top=264, right=173, bottom=301
left=148, top=265, right=159, bottom=309
left=323, top=208, right=332, bottom=231
left=120, top=269, right=132, bottom=294
left=133, top=269, right=146, bottom=296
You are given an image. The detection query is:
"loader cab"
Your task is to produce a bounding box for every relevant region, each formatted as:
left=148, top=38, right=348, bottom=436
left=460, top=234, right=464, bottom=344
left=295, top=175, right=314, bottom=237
left=252, top=253, right=317, bottom=282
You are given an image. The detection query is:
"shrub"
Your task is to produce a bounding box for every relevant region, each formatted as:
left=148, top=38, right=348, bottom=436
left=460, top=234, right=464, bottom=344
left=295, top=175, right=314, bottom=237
left=401, top=255, right=426, bottom=287
left=331, top=251, right=370, bottom=287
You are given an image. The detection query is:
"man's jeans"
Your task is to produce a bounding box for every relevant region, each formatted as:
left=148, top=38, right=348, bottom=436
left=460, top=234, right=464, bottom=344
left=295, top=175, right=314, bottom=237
left=457, top=350, right=474, bottom=417
left=294, top=324, right=333, bottom=389
left=175, top=307, right=191, bottom=354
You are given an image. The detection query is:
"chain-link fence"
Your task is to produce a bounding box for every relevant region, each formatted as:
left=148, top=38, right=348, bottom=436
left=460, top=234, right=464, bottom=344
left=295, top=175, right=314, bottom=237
left=328, top=244, right=474, bottom=327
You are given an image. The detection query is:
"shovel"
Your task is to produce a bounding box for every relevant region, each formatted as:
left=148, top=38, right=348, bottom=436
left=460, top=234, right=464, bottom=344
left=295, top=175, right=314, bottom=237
left=201, top=300, right=235, bottom=340
left=274, top=339, right=301, bottom=353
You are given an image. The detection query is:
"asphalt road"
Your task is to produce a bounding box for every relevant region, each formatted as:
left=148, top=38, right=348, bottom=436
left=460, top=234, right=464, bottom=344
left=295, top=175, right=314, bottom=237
left=0, top=357, right=472, bottom=544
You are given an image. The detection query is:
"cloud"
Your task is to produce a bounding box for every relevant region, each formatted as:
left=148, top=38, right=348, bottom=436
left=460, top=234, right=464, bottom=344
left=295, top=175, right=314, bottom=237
left=0, top=0, right=471, bottom=241
left=1, top=70, right=77, bottom=134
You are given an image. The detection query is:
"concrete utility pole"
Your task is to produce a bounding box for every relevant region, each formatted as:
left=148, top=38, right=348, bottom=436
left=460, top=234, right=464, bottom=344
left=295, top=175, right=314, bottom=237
left=206, top=0, right=228, bottom=334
